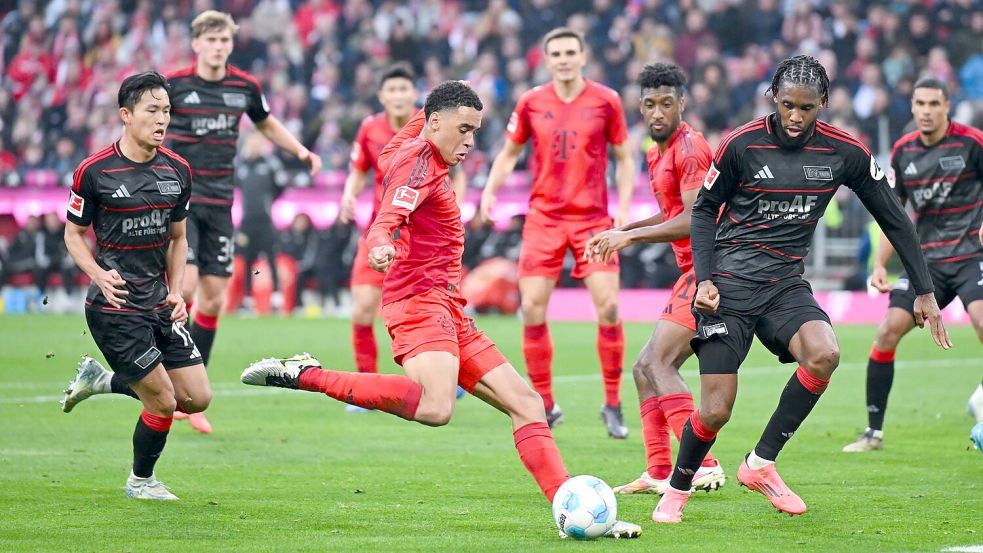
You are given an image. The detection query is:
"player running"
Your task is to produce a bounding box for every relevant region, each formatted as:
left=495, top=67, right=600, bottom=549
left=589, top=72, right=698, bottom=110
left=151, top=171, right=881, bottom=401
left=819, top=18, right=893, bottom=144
left=585, top=63, right=724, bottom=495
left=479, top=27, right=635, bottom=437
left=651, top=55, right=950, bottom=523
left=164, top=10, right=321, bottom=432
left=842, top=78, right=983, bottom=452
left=240, top=81, right=640, bottom=538
left=60, top=72, right=206, bottom=500
left=339, top=64, right=464, bottom=397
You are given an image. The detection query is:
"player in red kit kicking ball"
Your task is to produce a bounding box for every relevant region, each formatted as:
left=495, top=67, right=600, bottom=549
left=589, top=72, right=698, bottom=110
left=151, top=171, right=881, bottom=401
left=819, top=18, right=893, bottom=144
left=339, top=64, right=465, bottom=406
left=241, top=81, right=640, bottom=538
left=585, top=63, right=725, bottom=495
left=480, top=28, right=635, bottom=437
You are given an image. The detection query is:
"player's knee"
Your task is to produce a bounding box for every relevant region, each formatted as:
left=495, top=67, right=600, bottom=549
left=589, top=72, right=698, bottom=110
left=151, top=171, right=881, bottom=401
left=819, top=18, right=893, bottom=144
left=595, top=299, right=618, bottom=324
left=874, top=322, right=904, bottom=349
left=803, top=347, right=840, bottom=378
left=197, top=294, right=224, bottom=316
left=144, top=392, right=177, bottom=417
left=351, top=303, right=375, bottom=326
left=515, top=386, right=546, bottom=419
left=179, top=390, right=212, bottom=414
left=700, top=404, right=732, bottom=430
left=521, top=296, right=548, bottom=320
left=417, top=399, right=455, bottom=427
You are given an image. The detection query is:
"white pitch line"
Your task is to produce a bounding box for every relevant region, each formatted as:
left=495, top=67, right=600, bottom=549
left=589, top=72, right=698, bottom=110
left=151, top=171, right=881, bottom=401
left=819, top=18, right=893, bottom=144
left=941, top=546, right=983, bottom=553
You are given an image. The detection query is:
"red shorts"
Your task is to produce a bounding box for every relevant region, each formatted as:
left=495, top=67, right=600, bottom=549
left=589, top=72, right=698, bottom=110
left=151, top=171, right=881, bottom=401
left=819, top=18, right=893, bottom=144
left=660, top=270, right=697, bottom=331
left=518, top=212, right=619, bottom=280
left=381, top=288, right=508, bottom=392
left=350, top=230, right=411, bottom=288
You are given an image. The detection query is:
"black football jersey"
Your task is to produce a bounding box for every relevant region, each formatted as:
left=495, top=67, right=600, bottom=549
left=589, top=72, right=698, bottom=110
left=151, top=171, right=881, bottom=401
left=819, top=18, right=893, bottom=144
left=889, top=122, right=983, bottom=263
left=693, top=113, right=933, bottom=294
left=67, top=141, right=193, bottom=311
left=165, top=65, right=270, bottom=204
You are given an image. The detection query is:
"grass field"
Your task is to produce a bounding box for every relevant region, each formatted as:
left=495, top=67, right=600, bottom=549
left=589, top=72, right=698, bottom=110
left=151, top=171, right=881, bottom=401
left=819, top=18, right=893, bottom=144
left=0, top=314, right=980, bottom=552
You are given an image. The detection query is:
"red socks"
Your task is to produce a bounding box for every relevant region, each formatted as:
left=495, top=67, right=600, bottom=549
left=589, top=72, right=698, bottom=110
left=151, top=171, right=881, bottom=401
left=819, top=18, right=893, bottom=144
left=352, top=324, right=378, bottom=373
left=513, top=422, right=569, bottom=502
left=298, top=367, right=422, bottom=420
left=870, top=345, right=896, bottom=364
left=193, top=311, right=218, bottom=331
left=796, top=365, right=830, bottom=394
left=660, top=393, right=718, bottom=467
left=639, top=397, right=672, bottom=479
left=598, top=322, right=624, bottom=408
left=523, top=323, right=554, bottom=411
left=140, top=409, right=173, bottom=431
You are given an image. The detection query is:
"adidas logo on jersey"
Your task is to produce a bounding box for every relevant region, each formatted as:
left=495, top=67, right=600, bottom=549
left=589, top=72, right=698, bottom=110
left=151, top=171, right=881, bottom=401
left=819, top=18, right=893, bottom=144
left=753, top=165, right=775, bottom=179
left=111, top=185, right=131, bottom=198
left=904, top=162, right=917, bottom=176
left=184, top=91, right=201, bottom=104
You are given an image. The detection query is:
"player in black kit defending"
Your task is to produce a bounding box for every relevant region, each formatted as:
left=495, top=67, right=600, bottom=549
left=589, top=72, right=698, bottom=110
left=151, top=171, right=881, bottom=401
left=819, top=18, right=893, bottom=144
left=61, top=72, right=208, bottom=500
left=650, top=56, right=951, bottom=524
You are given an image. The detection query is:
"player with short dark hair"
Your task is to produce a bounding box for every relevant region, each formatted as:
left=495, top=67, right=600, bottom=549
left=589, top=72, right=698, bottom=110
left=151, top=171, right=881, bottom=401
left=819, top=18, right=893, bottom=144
left=159, top=10, right=321, bottom=433
left=60, top=71, right=206, bottom=500
left=651, top=55, right=950, bottom=523
left=479, top=27, right=635, bottom=437
left=843, top=78, right=983, bottom=452
left=241, top=81, right=640, bottom=539
left=339, top=64, right=465, bottom=391
left=585, top=62, right=724, bottom=494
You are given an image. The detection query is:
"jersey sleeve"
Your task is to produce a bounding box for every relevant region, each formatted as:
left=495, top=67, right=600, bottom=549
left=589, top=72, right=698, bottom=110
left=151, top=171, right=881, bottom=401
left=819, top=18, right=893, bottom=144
left=67, top=164, right=97, bottom=226
left=690, top=138, right=742, bottom=283
left=350, top=119, right=372, bottom=173
left=605, top=92, right=629, bottom=145
left=366, top=146, right=434, bottom=249
left=504, top=93, right=531, bottom=145
left=246, top=79, right=271, bottom=123
left=888, top=142, right=906, bottom=202
left=677, top=136, right=712, bottom=192
left=171, top=164, right=193, bottom=222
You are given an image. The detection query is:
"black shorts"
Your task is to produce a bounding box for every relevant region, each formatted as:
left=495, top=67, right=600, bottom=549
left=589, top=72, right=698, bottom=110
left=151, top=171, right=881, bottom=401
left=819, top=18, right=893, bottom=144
left=85, top=308, right=203, bottom=384
left=187, top=203, right=235, bottom=277
left=889, top=257, right=983, bottom=313
left=691, top=277, right=831, bottom=375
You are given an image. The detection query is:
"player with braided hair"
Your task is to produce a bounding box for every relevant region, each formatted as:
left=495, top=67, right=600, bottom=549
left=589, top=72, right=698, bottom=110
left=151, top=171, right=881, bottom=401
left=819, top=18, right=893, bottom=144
left=651, top=55, right=950, bottom=523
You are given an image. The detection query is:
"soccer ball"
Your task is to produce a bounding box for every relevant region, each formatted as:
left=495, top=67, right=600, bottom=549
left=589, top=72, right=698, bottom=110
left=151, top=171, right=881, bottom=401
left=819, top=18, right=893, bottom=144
left=552, top=475, right=617, bottom=540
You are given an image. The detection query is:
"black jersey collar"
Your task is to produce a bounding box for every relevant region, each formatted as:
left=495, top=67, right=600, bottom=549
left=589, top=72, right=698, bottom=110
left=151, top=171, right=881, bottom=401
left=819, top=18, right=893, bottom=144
left=769, top=112, right=816, bottom=150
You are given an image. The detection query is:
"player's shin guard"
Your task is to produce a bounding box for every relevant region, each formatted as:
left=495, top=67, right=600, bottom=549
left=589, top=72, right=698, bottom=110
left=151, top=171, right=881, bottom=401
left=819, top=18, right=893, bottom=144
left=754, top=366, right=829, bottom=461
left=132, top=410, right=172, bottom=478
left=297, top=368, right=422, bottom=420
left=640, top=397, right=673, bottom=480
left=513, top=422, right=569, bottom=502
left=669, top=412, right=717, bottom=491
left=598, top=322, right=624, bottom=407
left=190, top=312, right=219, bottom=366
left=523, top=323, right=555, bottom=411
left=111, top=373, right=140, bottom=399
left=865, top=346, right=895, bottom=431
left=661, top=393, right=718, bottom=467
left=352, top=324, right=378, bottom=373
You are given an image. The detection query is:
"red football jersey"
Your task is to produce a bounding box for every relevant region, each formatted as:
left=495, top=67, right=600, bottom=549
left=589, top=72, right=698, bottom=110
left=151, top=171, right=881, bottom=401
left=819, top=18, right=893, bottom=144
left=645, top=121, right=711, bottom=274
left=506, top=80, right=629, bottom=220
left=367, top=111, right=464, bottom=305
left=350, top=112, right=399, bottom=217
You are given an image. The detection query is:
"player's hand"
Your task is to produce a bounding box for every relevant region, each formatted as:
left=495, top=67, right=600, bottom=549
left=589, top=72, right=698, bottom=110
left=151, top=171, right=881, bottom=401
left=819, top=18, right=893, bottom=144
left=913, top=292, right=952, bottom=350
left=166, top=291, right=188, bottom=324
left=584, top=230, right=632, bottom=263
left=478, top=191, right=496, bottom=225
left=339, top=191, right=357, bottom=224
left=869, top=265, right=892, bottom=293
left=693, top=280, right=720, bottom=315
left=95, top=268, right=128, bottom=308
left=368, top=245, right=396, bottom=272
left=299, top=148, right=322, bottom=176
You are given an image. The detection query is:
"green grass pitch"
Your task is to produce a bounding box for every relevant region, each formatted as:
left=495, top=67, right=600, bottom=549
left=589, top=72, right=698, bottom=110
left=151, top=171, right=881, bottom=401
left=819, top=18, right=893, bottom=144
left=0, top=314, right=980, bottom=552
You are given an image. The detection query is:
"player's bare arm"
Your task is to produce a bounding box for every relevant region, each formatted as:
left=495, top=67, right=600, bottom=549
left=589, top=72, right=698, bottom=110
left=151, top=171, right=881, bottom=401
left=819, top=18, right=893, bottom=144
left=166, top=219, right=190, bottom=323
left=611, top=141, right=634, bottom=228
left=480, top=138, right=524, bottom=224
left=693, top=280, right=719, bottom=315
left=64, top=221, right=129, bottom=308
left=586, top=188, right=697, bottom=262
left=339, top=169, right=369, bottom=224
left=254, top=115, right=322, bottom=175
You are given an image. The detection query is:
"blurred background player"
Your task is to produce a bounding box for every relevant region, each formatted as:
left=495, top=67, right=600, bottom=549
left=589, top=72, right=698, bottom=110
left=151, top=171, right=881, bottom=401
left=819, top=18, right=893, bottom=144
left=164, top=10, right=321, bottom=433
left=479, top=27, right=635, bottom=437
left=585, top=63, right=724, bottom=494
left=60, top=72, right=207, bottom=500
left=843, top=78, right=983, bottom=452
left=652, top=55, right=950, bottom=523
left=241, top=81, right=640, bottom=539
left=338, top=64, right=465, bottom=410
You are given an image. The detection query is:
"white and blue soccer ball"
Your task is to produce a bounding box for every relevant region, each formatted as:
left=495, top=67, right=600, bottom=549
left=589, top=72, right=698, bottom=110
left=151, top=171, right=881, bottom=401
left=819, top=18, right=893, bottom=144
left=552, top=475, right=617, bottom=540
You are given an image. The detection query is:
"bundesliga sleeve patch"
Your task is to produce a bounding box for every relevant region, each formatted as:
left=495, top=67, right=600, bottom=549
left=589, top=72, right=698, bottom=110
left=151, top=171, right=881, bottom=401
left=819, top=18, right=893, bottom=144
left=68, top=190, right=85, bottom=217
left=506, top=111, right=519, bottom=134
left=703, top=163, right=720, bottom=190
left=392, top=186, right=421, bottom=210
left=869, top=155, right=885, bottom=181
